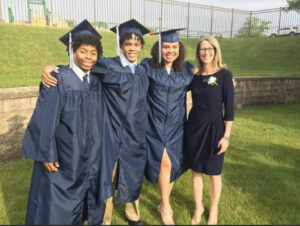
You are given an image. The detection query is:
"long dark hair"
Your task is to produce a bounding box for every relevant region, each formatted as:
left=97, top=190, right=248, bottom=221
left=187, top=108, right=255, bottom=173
left=151, top=41, right=186, bottom=72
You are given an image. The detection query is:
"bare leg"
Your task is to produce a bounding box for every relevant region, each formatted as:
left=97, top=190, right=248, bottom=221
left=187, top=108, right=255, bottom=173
left=158, top=180, right=175, bottom=215
left=167, top=181, right=175, bottom=216
left=169, top=181, right=174, bottom=199
left=158, top=149, right=174, bottom=225
left=191, top=171, right=204, bottom=225
left=208, top=175, right=222, bottom=225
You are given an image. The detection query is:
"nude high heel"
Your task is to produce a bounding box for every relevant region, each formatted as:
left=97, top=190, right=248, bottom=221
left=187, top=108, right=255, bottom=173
left=191, top=205, right=204, bottom=225
left=207, top=211, right=218, bottom=225
left=157, top=204, right=174, bottom=225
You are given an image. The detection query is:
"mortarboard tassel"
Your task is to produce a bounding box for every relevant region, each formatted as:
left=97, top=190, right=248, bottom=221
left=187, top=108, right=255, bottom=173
left=69, top=32, right=74, bottom=68
left=116, top=25, right=120, bottom=56
left=158, top=31, right=162, bottom=64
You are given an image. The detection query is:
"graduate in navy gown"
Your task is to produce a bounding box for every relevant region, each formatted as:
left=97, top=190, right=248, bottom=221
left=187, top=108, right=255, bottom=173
left=140, top=29, right=193, bottom=225
left=184, top=36, right=234, bottom=225
left=21, top=20, right=114, bottom=225
left=92, top=20, right=150, bottom=225
left=40, top=19, right=150, bottom=226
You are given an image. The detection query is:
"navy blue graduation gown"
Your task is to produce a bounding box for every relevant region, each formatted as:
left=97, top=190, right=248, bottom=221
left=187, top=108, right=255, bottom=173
left=140, top=58, right=193, bottom=184
left=21, top=66, right=114, bottom=225
left=92, top=57, right=149, bottom=203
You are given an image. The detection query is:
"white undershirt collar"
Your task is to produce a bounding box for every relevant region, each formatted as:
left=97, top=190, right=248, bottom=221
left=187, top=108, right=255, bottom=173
left=166, top=67, right=171, bottom=74
left=72, top=63, right=90, bottom=82
left=120, top=54, right=137, bottom=67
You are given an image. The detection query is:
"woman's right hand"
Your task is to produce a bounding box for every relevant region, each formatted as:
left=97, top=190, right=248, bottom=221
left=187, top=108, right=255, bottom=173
left=41, top=65, right=59, bottom=88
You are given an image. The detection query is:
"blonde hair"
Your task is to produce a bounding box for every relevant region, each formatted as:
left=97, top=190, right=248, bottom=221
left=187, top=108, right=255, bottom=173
left=192, top=36, right=226, bottom=75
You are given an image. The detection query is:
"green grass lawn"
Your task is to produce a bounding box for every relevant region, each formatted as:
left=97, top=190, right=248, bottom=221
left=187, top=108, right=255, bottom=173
left=183, top=36, right=300, bottom=77
left=1, top=104, right=299, bottom=225
left=1, top=24, right=300, bottom=88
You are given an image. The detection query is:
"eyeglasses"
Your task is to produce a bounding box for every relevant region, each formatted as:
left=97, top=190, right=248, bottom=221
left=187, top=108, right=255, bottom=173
left=199, top=47, right=215, bottom=53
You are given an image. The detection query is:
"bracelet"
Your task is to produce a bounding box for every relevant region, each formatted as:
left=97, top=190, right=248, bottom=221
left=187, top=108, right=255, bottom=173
left=223, top=136, right=230, bottom=141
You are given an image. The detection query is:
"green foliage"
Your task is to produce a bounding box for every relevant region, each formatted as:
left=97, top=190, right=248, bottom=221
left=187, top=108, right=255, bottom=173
left=1, top=105, right=300, bottom=224
left=92, top=21, right=109, bottom=29
left=65, top=19, right=75, bottom=28
left=286, top=0, right=300, bottom=11
left=214, top=33, right=223, bottom=38
left=236, top=17, right=271, bottom=38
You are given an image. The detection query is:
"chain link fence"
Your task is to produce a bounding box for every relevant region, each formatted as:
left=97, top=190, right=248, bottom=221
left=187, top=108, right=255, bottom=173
left=1, top=0, right=299, bottom=38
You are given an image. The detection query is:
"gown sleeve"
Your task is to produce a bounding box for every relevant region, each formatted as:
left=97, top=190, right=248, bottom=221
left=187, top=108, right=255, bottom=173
left=91, top=57, right=117, bottom=83
left=184, top=61, right=194, bottom=91
left=222, top=70, right=234, bottom=121
left=91, top=57, right=108, bottom=75
left=139, top=58, right=151, bottom=74
left=21, top=74, right=63, bottom=162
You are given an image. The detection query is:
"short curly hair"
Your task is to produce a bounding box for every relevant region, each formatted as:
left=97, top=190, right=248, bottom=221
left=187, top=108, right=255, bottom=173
left=151, top=41, right=186, bottom=72
left=67, top=34, right=103, bottom=59
left=120, top=33, right=145, bottom=48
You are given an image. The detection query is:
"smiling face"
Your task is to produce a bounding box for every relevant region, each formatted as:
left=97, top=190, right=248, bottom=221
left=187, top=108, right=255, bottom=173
left=199, top=40, right=215, bottom=65
left=121, top=34, right=142, bottom=63
left=161, top=41, right=180, bottom=66
left=73, top=44, right=98, bottom=73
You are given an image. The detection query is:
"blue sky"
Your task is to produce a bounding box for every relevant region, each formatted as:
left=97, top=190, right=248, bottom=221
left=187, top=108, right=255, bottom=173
left=178, top=0, right=288, bottom=10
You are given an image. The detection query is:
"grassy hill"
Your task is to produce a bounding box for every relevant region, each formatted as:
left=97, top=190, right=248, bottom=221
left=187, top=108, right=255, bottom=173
left=1, top=24, right=300, bottom=88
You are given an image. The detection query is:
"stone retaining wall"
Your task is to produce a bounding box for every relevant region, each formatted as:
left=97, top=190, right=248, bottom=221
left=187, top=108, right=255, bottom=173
left=0, top=87, right=39, bottom=163
left=1, top=76, right=300, bottom=163
left=234, top=76, right=300, bottom=109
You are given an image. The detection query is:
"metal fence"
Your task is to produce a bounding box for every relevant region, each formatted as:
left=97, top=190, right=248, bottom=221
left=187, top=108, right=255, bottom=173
left=1, top=0, right=300, bottom=38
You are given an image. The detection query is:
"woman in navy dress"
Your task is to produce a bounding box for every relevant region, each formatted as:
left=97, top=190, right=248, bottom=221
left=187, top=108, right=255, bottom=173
left=141, top=29, right=193, bottom=225
left=184, top=36, right=234, bottom=225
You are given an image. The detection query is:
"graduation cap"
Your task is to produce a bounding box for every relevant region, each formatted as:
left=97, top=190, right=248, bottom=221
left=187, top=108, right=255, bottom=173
left=59, top=19, right=102, bottom=68
left=152, top=28, right=185, bottom=63
left=110, top=19, right=150, bottom=56
left=153, top=28, right=185, bottom=42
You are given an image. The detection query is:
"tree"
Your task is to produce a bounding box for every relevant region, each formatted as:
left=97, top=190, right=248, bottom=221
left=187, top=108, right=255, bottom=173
left=236, top=17, right=271, bottom=38
left=92, top=21, right=109, bottom=29
left=286, top=0, right=300, bottom=11
left=65, top=19, right=75, bottom=28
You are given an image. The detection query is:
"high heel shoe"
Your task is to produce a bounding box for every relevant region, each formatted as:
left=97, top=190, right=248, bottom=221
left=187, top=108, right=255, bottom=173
left=191, top=207, right=204, bottom=225
left=157, top=205, right=175, bottom=225
left=207, top=211, right=218, bottom=225
left=157, top=204, right=173, bottom=217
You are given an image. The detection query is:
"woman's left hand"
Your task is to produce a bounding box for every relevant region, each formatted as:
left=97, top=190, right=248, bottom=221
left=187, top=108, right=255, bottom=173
left=217, top=137, right=229, bottom=155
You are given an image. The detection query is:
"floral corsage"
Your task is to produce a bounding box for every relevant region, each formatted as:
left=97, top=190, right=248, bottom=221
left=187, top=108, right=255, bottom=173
left=204, top=76, right=218, bottom=86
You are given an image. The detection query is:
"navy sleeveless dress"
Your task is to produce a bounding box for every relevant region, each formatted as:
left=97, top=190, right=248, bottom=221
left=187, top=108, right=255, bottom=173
left=184, top=68, right=234, bottom=175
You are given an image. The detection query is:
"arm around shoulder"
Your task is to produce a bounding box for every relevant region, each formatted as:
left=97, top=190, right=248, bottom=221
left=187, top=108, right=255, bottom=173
left=91, top=57, right=111, bottom=76
left=41, top=65, right=60, bottom=88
